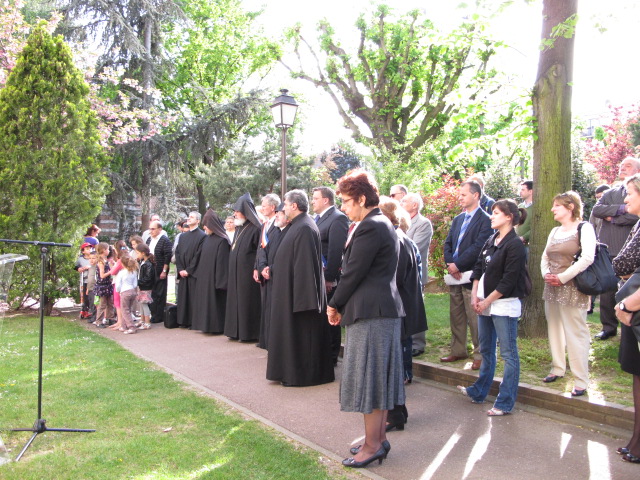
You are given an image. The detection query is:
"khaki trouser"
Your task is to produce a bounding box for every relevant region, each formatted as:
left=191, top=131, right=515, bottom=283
left=544, top=301, right=590, bottom=389
left=448, top=284, right=480, bottom=360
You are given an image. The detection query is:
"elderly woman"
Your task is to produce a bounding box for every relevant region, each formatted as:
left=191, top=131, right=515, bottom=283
left=541, top=191, right=595, bottom=397
left=327, top=171, right=405, bottom=469
left=612, top=172, right=640, bottom=464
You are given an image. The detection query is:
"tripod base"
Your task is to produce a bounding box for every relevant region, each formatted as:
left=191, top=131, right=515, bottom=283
left=11, top=418, right=95, bottom=461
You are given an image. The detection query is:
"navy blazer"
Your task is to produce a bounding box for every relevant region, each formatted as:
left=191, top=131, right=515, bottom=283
left=328, top=209, right=404, bottom=326
left=316, top=206, right=349, bottom=282
left=443, top=208, right=493, bottom=274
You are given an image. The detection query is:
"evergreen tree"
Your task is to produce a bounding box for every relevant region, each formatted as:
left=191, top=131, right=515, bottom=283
left=0, top=25, right=109, bottom=313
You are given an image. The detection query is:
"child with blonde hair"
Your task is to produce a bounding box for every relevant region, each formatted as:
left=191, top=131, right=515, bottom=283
left=115, top=255, right=139, bottom=334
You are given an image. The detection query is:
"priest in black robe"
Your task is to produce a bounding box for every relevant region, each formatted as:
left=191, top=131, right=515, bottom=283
left=192, top=209, right=230, bottom=334
left=224, top=193, right=262, bottom=341
left=175, top=211, right=206, bottom=328
left=266, top=190, right=335, bottom=387
left=257, top=203, right=290, bottom=349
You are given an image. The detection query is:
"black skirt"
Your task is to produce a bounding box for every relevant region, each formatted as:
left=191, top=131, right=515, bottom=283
left=618, top=323, right=640, bottom=376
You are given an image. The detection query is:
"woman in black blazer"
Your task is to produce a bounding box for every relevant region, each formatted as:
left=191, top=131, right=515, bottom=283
left=327, top=170, right=405, bottom=469
left=457, top=199, right=529, bottom=416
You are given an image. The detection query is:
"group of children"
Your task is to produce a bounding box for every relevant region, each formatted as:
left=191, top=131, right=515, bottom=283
left=74, top=238, right=156, bottom=335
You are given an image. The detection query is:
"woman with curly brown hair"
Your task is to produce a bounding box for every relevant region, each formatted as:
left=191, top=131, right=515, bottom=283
left=327, top=170, right=405, bottom=469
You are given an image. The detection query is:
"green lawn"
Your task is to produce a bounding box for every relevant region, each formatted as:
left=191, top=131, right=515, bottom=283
left=0, top=317, right=351, bottom=479
left=420, top=293, right=634, bottom=407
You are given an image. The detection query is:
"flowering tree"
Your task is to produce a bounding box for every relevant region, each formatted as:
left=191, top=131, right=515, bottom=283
left=422, top=175, right=463, bottom=278
left=0, top=1, right=168, bottom=149
left=582, top=105, right=640, bottom=183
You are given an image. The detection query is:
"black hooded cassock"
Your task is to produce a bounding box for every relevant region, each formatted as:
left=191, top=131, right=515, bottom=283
left=266, top=212, right=335, bottom=386
left=175, top=223, right=206, bottom=327
left=224, top=193, right=263, bottom=341
left=192, top=210, right=230, bottom=334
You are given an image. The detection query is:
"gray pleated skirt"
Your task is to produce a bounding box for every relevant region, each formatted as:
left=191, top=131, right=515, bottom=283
left=340, top=317, right=405, bottom=413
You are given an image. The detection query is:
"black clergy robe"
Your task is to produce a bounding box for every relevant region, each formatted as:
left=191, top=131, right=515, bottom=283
left=266, top=213, right=334, bottom=386
left=224, top=222, right=262, bottom=341
left=175, top=227, right=206, bottom=327
left=191, top=234, right=230, bottom=333
left=257, top=225, right=288, bottom=349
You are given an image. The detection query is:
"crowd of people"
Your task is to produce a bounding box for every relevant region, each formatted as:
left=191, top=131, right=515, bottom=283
left=74, top=158, right=640, bottom=468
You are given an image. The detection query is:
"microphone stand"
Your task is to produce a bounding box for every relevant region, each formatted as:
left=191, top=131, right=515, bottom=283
left=0, top=239, right=95, bottom=461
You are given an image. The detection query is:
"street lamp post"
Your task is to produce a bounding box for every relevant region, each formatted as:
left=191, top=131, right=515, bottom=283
left=270, top=89, right=298, bottom=197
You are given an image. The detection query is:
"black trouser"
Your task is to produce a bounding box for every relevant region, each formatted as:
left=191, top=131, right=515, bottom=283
left=150, top=277, right=168, bottom=323
left=327, top=287, right=341, bottom=363
left=599, top=289, right=619, bottom=334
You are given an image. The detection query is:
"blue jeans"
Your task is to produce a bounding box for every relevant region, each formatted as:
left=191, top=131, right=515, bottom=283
left=465, top=315, right=520, bottom=412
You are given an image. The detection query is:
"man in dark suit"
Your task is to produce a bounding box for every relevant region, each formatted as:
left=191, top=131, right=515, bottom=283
left=146, top=221, right=173, bottom=323
left=312, top=186, right=349, bottom=365
left=442, top=181, right=492, bottom=370
left=254, top=193, right=281, bottom=349
left=591, top=156, right=640, bottom=340
left=401, top=192, right=433, bottom=356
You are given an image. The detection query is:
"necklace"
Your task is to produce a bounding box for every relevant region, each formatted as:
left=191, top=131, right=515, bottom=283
left=231, top=224, right=248, bottom=250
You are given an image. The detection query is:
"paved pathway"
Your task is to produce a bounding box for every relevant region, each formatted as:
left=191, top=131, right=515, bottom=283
left=86, top=321, right=638, bottom=480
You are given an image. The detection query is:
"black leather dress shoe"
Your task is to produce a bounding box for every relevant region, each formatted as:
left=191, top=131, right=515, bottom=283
left=595, top=330, right=617, bottom=340
left=411, top=349, right=424, bottom=357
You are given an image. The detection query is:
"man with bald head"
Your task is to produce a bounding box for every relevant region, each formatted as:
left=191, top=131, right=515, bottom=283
left=146, top=220, right=173, bottom=323
left=591, top=156, right=640, bottom=340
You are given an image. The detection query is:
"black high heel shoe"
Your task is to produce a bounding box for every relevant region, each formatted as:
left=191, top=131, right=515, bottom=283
left=342, top=446, right=387, bottom=468
left=350, top=440, right=391, bottom=456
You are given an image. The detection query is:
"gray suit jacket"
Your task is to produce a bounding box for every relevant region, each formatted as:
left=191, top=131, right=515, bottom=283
left=407, top=213, right=433, bottom=285
left=591, top=184, right=639, bottom=255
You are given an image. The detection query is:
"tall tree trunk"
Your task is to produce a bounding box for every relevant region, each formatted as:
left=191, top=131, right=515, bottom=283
left=521, top=0, right=577, bottom=337
left=140, top=14, right=154, bottom=231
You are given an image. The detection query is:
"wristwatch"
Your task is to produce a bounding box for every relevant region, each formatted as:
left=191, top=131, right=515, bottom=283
left=618, top=301, right=634, bottom=313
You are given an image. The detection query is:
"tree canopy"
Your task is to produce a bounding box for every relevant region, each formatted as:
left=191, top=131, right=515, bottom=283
left=284, top=4, right=500, bottom=162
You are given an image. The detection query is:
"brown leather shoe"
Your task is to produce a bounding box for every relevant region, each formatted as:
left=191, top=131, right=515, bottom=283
left=471, top=359, right=482, bottom=370
left=440, top=355, right=467, bottom=362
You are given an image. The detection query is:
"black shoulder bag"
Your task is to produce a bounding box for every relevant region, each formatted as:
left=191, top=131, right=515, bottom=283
left=573, top=222, right=619, bottom=295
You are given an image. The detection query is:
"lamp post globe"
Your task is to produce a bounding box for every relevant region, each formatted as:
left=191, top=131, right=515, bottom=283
left=270, top=89, right=298, bottom=197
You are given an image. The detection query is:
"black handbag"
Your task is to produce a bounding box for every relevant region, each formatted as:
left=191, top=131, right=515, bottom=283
left=572, top=222, right=619, bottom=295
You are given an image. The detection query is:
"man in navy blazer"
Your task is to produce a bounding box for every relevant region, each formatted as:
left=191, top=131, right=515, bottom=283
left=441, top=181, right=492, bottom=370
left=312, top=186, right=349, bottom=365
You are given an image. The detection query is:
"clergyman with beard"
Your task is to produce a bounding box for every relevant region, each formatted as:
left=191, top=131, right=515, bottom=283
left=224, top=193, right=263, bottom=341
left=266, top=189, right=334, bottom=387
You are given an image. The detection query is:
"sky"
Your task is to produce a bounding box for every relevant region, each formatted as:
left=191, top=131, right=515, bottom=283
left=242, top=0, right=640, bottom=155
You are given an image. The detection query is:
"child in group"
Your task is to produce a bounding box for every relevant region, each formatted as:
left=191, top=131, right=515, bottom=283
left=74, top=243, right=93, bottom=320
left=85, top=252, right=98, bottom=323
left=94, top=242, right=115, bottom=328
left=115, top=255, right=139, bottom=334
left=135, top=243, right=156, bottom=330
left=108, top=240, right=129, bottom=330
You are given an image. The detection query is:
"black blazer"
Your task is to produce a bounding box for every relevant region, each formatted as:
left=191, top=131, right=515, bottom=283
left=255, top=219, right=280, bottom=276
left=471, top=228, right=528, bottom=299
left=443, top=208, right=493, bottom=273
left=316, top=206, right=349, bottom=282
left=328, top=209, right=404, bottom=326
left=397, top=231, right=428, bottom=338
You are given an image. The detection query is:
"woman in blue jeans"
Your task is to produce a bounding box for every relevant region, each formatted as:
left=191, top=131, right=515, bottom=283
left=457, top=199, right=530, bottom=416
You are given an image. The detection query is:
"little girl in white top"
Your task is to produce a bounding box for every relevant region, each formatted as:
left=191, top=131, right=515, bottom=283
left=115, top=255, right=139, bottom=334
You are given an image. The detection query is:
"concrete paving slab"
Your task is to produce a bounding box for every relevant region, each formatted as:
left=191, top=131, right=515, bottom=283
left=83, top=320, right=639, bottom=480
